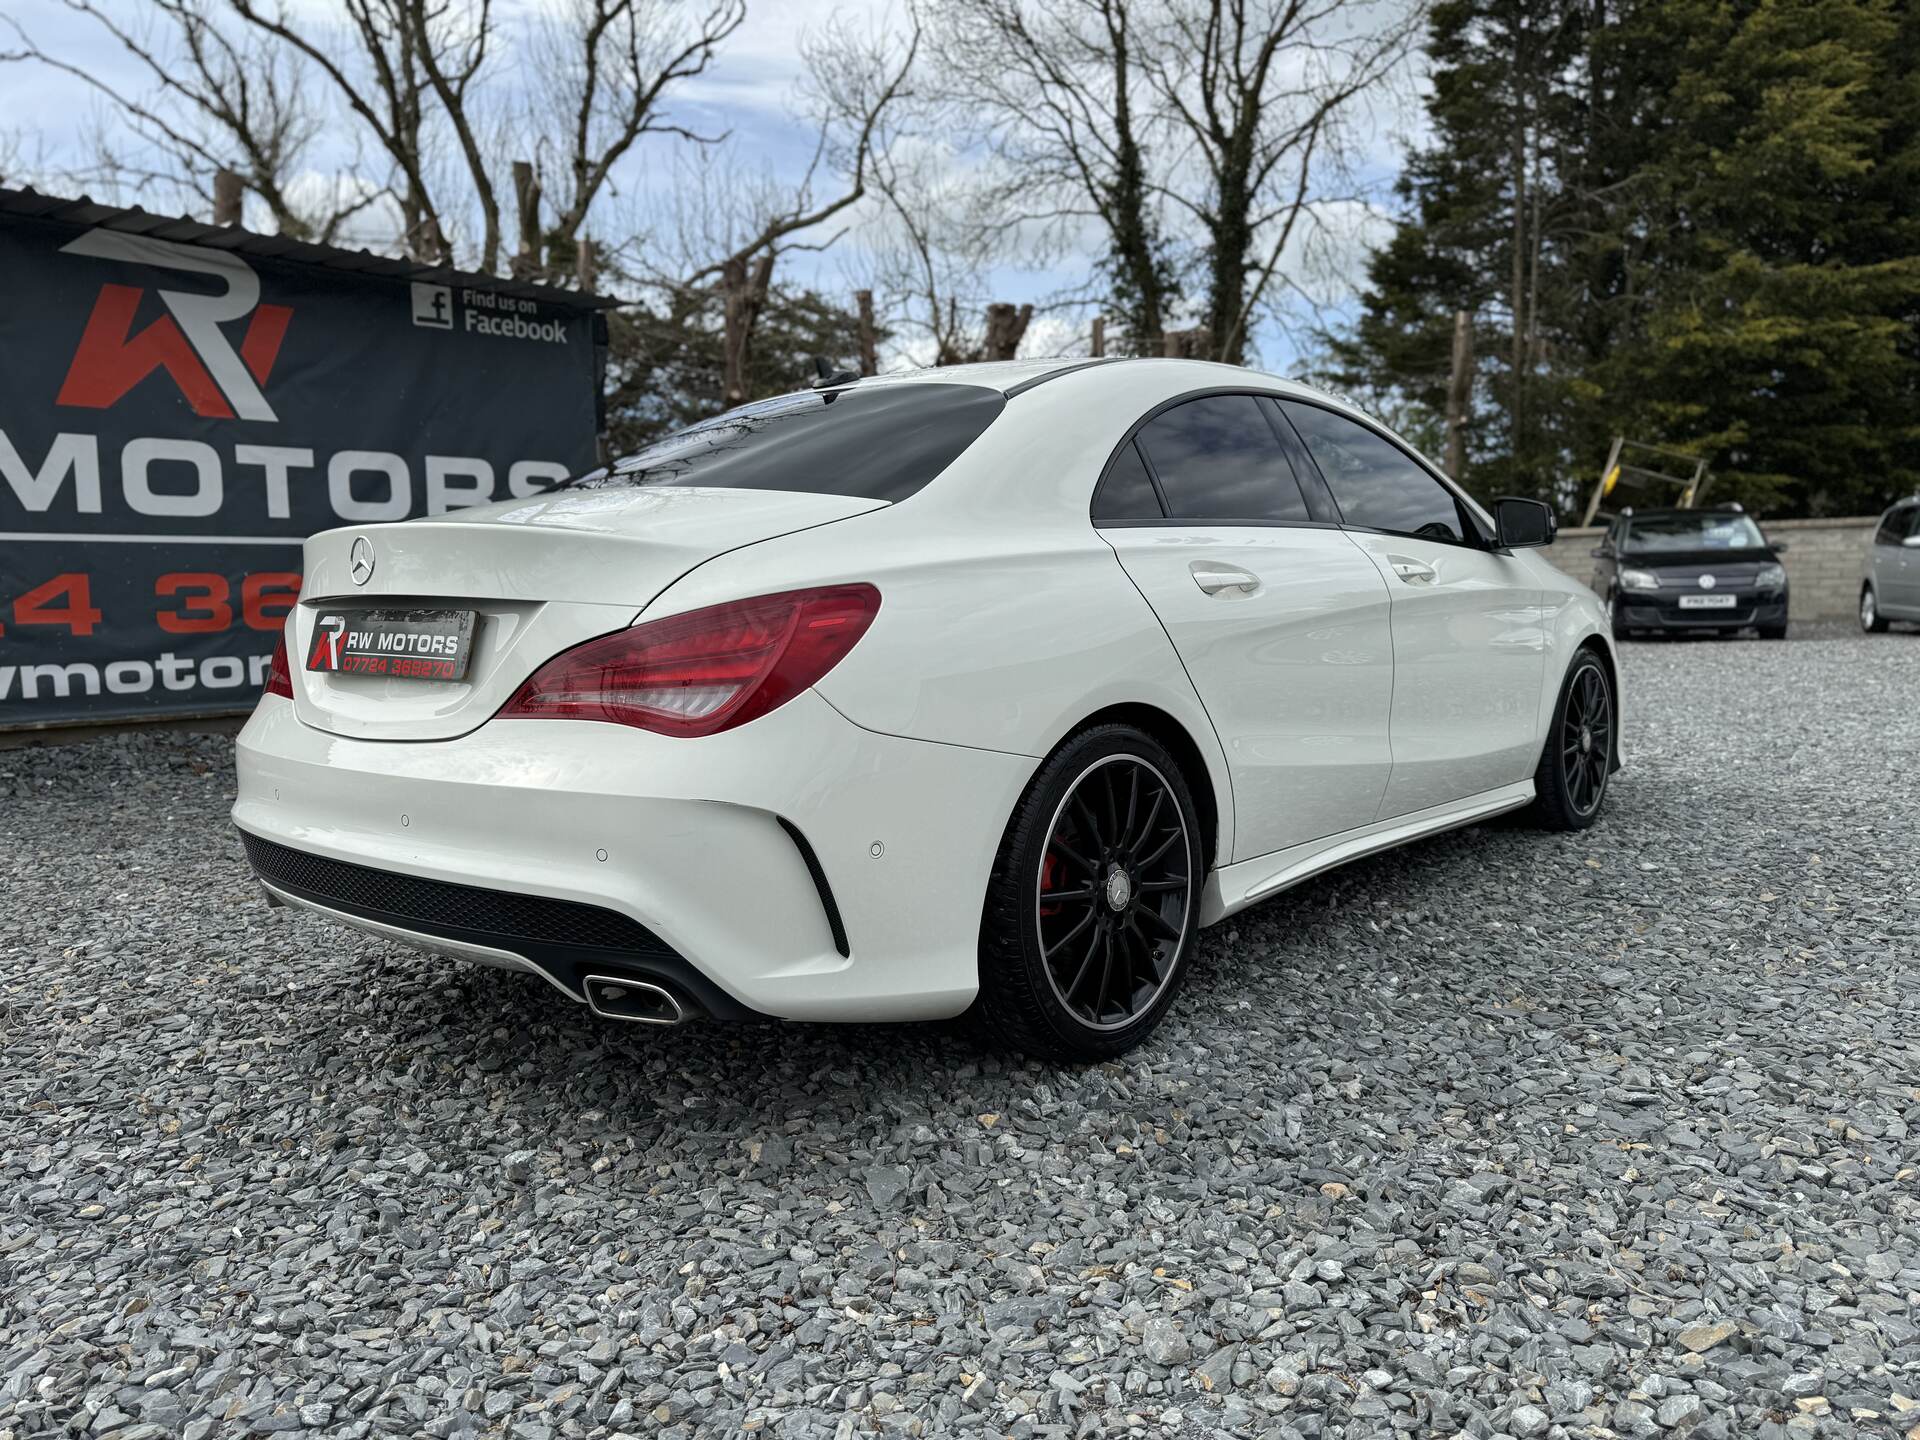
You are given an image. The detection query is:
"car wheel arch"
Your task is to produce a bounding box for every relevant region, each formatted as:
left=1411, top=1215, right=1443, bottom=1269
left=1052, top=702, right=1224, bottom=872
left=1573, top=635, right=1622, bottom=772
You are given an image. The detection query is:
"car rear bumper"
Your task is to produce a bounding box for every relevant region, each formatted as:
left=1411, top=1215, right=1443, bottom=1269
left=232, top=692, right=1035, bottom=1022
left=1619, top=593, right=1787, bottom=632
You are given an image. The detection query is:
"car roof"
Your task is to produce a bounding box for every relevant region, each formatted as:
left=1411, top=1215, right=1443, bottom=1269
left=1620, top=508, right=1750, bottom=520
left=832, top=358, right=1116, bottom=395
left=827, top=356, right=1362, bottom=404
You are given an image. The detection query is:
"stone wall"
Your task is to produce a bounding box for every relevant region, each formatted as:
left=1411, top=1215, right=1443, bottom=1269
left=1540, top=517, right=1877, bottom=621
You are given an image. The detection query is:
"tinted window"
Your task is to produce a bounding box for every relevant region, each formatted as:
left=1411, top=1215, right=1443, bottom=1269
left=562, top=384, right=1005, bottom=503
left=1621, top=512, right=1766, bottom=553
left=1280, top=400, right=1465, bottom=542
left=1877, top=504, right=1917, bottom=545
left=1093, top=442, right=1164, bottom=522
left=1135, top=395, right=1311, bottom=522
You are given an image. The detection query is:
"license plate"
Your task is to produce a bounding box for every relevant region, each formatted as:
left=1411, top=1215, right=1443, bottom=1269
left=1678, top=594, right=1738, bottom=609
left=306, top=608, right=476, bottom=680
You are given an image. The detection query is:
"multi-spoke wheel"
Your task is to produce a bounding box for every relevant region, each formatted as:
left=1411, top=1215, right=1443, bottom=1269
left=1525, top=650, right=1615, bottom=830
left=976, top=725, right=1202, bottom=1059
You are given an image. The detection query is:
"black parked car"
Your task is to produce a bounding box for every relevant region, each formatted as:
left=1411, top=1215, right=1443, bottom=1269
left=1591, top=506, right=1790, bottom=640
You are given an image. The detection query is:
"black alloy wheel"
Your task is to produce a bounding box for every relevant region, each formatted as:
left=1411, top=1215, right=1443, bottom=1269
left=1034, top=754, right=1192, bottom=1032
left=976, top=725, right=1202, bottom=1059
left=1561, top=661, right=1612, bottom=816
left=1526, top=651, right=1614, bottom=830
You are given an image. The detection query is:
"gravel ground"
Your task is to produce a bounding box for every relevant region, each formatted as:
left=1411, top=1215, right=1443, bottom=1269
left=3, top=633, right=1917, bottom=1440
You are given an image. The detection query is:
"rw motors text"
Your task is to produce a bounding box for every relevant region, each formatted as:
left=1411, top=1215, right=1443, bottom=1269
left=1, top=429, right=573, bottom=523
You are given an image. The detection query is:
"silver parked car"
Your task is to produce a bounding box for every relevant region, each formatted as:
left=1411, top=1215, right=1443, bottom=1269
left=1862, top=495, right=1920, bottom=632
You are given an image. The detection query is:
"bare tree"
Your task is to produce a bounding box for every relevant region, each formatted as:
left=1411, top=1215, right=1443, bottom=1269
left=223, top=0, right=463, bottom=259
left=927, top=0, right=1174, bottom=355
left=860, top=130, right=1001, bottom=365
left=523, top=0, right=745, bottom=274
left=684, top=12, right=920, bottom=406
left=1, top=0, right=385, bottom=242
left=1139, top=0, right=1420, bottom=364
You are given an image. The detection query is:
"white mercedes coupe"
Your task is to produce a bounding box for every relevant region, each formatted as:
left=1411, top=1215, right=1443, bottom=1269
left=236, top=358, right=1619, bottom=1058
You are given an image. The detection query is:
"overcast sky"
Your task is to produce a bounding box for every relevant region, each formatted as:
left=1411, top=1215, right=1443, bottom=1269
left=4, top=0, right=1426, bottom=372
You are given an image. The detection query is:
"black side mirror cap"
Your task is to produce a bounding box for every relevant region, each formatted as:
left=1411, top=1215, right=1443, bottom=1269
left=1495, top=496, right=1556, bottom=549
left=1771, top=540, right=1789, bottom=553
left=1589, top=546, right=1612, bottom=559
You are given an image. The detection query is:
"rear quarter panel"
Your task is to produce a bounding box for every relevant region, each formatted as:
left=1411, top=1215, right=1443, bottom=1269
left=639, top=501, right=1239, bottom=866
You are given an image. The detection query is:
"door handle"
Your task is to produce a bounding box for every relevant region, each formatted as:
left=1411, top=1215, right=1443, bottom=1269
left=1190, top=561, right=1259, bottom=595
left=1387, top=555, right=1437, bottom=585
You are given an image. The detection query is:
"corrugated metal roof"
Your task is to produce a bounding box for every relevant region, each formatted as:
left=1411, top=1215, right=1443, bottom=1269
left=0, top=185, right=621, bottom=310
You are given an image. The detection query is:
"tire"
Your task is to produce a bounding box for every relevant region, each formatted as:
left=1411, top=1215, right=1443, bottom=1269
left=1523, top=649, right=1615, bottom=831
left=1861, top=586, right=1889, bottom=633
left=1760, top=624, right=1788, bottom=640
left=974, top=724, right=1203, bottom=1061
left=1606, top=594, right=1631, bottom=641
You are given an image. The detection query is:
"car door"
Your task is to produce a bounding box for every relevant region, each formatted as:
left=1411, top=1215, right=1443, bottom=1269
left=1095, top=392, right=1395, bottom=861
left=1276, top=398, right=1547, bottom=820
left=1881, top=502, right=1920, bottom=615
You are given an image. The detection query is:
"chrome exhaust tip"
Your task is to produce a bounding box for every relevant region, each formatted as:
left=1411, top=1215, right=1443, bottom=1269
left=582, top=974, right=685, bottom=1026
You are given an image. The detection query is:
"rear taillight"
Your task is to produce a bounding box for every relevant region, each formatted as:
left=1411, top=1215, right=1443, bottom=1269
left=499, top=584, right=880, bottom=736
left=264, top=631, right=294, bottom=698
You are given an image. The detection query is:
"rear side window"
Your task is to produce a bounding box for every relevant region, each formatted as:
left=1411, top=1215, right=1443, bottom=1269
left=1279, top=399, right=1466, bottom=542
left=1135, top=395, right=1312, bottom=522
left=1093, top=442, right=1164, bottom=522
left=562, top=384, right=1006, bottom=503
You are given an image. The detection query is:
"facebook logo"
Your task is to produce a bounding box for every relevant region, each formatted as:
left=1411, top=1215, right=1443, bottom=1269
left=410, top=283, right=453, bottom=330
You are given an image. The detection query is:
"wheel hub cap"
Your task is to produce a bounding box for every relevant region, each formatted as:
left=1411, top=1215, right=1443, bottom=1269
left=1104, top=866, right=1133, bottom=912
left=1580, top=726, right=1593, bottom=754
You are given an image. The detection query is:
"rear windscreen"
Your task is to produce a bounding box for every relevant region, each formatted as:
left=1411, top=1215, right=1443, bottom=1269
left=561, top=384, right=1006, bottom=503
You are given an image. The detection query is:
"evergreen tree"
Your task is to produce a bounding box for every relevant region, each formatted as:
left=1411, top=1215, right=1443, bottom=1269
left=1335, top=0, right=1920, bottom=518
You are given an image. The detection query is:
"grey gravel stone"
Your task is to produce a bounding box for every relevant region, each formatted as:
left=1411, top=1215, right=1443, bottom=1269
left=1659, top=1393, right=1707, bottom=1429
left=1139, top=1317, right=1190, bottom=1367
left=1510, top=1401, right=1551, bottom=1435
left=2, top=630, right=1916, bottom=1440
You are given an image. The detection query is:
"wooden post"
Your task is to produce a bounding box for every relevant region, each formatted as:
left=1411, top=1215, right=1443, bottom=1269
left=983, top=302, right=1033, bottom=361
left=1091, top=315, right=1106, bottom=357
left=1161, top=327, right=1210, bottom=359
left=576, top=237, right=597, bottom=293
left=1582, top=435, right=1625, bottom=527
left=511, top=160, right=542, bottom=278
left=213, top=168, right=244, bottom=226
left=1444, top=309, right=1473, bottom=481
left=855, top=289, right=877, bottom=376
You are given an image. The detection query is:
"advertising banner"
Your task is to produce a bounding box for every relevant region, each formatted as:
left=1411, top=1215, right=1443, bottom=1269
left=0, top=215, right=601, bottom=727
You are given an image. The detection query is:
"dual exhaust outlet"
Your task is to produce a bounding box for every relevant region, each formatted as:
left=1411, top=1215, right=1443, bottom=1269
left=582, top=973, right=685, bottom=1026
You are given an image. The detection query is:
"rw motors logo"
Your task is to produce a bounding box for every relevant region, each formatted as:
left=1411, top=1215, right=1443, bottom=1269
left=55, top=231, right=292, bottom=422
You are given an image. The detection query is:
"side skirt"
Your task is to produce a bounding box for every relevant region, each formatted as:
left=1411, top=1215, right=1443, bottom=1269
left=1200, top=779, right=1536, bottom=925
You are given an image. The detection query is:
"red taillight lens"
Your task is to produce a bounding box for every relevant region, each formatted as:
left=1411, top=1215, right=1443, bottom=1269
left=264, top=630, right=294, bottom=698
left=499, top=584, right=880, bottom=736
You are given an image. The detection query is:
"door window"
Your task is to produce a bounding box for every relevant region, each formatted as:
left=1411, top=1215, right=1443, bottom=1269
left=1279, top=400, right=1467, bottom=543
left=1877, top=504, right=1918, bottom=545
left=1134, top=395, right=1313, bottom=523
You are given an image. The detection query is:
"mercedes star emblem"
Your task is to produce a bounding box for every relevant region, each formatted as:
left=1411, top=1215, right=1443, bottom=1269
left=349, top=536, right=376, bottom=586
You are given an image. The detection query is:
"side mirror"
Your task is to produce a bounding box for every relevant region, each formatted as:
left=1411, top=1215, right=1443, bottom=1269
left=1903, top=534, right=1920, bottom=549
left=1589, top=546, right=1613, bottom=559
left=1495, top=496, right=1556, bottom=549
left=1771, top=540, right=1790, bottom=553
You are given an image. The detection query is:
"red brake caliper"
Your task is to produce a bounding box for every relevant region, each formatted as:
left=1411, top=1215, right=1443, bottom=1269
left=1039, top=849, right=1062, bottom=918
